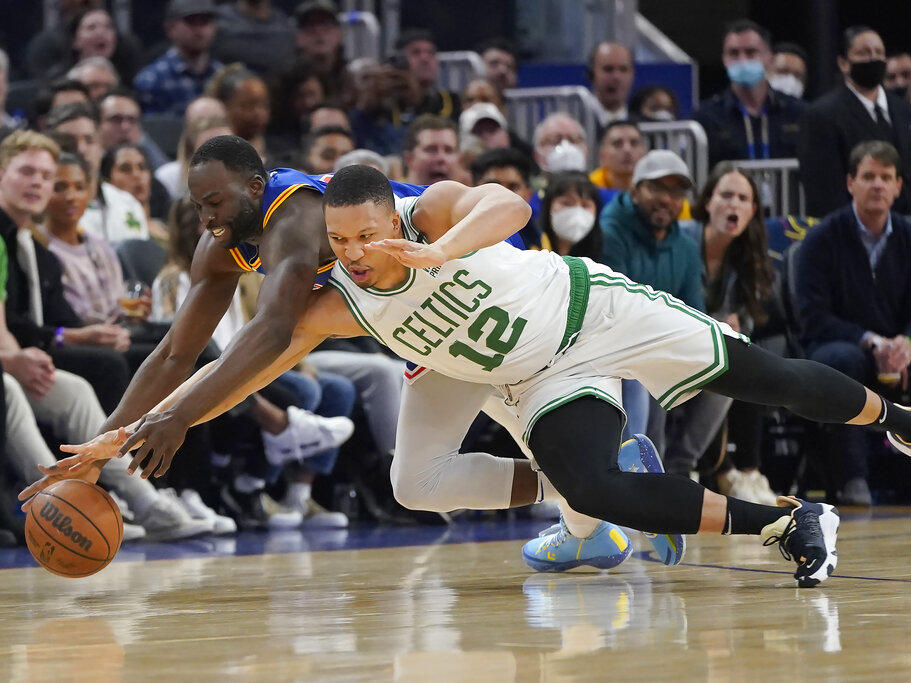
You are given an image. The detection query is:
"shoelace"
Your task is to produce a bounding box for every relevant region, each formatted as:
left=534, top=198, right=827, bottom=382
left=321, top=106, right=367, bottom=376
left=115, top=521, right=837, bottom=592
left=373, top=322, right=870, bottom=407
left=539, top=525, right=568, bottom=550
left=762, top=515, right=797, bottom=562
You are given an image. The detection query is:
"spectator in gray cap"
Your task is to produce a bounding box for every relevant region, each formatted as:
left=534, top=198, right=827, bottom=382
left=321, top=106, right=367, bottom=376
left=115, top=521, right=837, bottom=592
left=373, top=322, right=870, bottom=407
left=599, top=149, right=703, bottom=447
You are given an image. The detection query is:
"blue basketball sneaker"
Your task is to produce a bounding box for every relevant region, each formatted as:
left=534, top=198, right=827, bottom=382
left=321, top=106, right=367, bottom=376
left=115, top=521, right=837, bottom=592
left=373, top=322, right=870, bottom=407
left=761, top=496, right=839, bottom=588
left=616, top=434, right=686, bottom=566
left=522, top=518, right=632, bottom=572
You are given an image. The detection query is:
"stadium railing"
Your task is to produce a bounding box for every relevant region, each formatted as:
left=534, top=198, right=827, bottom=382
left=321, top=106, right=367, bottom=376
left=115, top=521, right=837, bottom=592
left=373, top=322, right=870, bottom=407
left=639, top=120, right=710, bottom=191
left=730, top=158, right=806, bottom=218
left=340, top=11, right=381, bottom=62
left=503, top=86, right=605, bottom=162
left=437, top=51, right=485, bottom=95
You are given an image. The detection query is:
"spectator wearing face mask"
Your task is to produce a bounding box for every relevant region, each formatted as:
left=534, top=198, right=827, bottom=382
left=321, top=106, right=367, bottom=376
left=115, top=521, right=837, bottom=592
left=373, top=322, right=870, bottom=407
left=798, top=26, right=911, bottom=217
left=770, top=43, right=809, bottom=100
left=693, top=20, right=805, bottom=168
left=532, top=113, right=589, bottom=175
left=539, top=172, right=603, bottom=260
left=629, top=85, right=679, bottom=122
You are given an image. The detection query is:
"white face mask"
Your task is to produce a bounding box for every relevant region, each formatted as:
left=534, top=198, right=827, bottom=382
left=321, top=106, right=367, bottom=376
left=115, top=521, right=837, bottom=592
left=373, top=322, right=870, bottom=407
left=647, top=109, right=675, bottom=121
left=768, top=73, right=805, bottom=99
left=543, top=139, right=588, bottom=172
left=550, top=206, right=595, bottom=243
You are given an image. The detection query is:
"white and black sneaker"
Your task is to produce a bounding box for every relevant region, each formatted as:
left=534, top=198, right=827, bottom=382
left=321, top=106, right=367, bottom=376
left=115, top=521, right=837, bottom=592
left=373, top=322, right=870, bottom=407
left=885, top=404, right=911, bottom=456
left=761, top=496, right=839, bottom=588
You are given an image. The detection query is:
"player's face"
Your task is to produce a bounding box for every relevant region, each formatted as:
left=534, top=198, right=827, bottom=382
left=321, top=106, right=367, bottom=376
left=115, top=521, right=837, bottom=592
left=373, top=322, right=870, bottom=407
left=325, top=201, right=404, bottom=289
left=847, top=155, right=902, bottom=215
left=705, top=171, right=756, bottom=239
left=187, top=161, right=263, bottom=249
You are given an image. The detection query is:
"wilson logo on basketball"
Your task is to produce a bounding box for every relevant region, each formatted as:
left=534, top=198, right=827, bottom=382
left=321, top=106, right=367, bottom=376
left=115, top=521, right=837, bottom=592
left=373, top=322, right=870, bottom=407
left=39, top=501, right=93, bottom=552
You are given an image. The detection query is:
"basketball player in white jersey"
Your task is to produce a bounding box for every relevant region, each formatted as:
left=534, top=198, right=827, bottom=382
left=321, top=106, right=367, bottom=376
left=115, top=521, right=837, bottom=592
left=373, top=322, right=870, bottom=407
left=25, top=165, right=911, bottom=586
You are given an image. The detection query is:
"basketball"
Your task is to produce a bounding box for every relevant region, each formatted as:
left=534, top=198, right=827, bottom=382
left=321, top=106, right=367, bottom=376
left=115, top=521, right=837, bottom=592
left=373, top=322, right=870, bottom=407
left=24, top=481, right=124, bottom=578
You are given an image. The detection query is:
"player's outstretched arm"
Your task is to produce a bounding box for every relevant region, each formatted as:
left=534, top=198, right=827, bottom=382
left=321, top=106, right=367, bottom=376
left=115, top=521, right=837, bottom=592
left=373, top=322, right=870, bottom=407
left=365, top=181, right=531, bottom=269
left=19, top=287, right=362, bottom=494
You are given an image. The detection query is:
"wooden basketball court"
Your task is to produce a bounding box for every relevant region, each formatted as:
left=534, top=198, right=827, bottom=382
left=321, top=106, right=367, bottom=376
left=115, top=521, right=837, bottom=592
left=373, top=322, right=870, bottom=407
left=1, top=510, right=910, bottom=681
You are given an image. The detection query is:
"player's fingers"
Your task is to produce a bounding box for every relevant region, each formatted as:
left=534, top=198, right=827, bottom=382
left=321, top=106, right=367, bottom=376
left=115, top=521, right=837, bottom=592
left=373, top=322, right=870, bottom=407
left=127, top=442, right=153, bottom=475
left=118, top=423, right=146, bottom=456
left=18, top=480, right=46, bottom=501
left=154, top=449, right=176, bottom=477
left=141, top=449, right=163, bottom=480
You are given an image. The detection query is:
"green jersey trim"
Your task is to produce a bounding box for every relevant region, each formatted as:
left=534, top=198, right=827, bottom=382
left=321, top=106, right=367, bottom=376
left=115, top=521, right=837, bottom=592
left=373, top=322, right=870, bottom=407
left=326, top=278, right=387, bottom=344
left=556, top=256, right=591, bottom=355
left=586, top=271, right=732, bottom=409
left=522, top=386, right=626, bottom=445
left=336, top=259, right=417, bottom=296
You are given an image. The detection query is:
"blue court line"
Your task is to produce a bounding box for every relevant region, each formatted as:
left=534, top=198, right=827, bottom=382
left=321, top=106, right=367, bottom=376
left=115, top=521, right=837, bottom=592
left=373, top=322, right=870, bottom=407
left=633, top=550, right=911, bottom=584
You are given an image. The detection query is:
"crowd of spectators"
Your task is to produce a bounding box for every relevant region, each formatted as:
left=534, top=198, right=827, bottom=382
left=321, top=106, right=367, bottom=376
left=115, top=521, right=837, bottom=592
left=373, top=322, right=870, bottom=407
left=1, top=2, right=911, bottom=547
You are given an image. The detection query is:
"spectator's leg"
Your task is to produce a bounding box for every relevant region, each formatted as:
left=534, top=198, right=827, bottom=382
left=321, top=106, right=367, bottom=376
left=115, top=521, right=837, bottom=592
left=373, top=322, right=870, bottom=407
left=3, top=374, right=58, bottom=480
left=309, top=351, right=405, bottom=454
left=51, top=345, right=130, bottom=414
left=663, top=391, right=733, bottom=477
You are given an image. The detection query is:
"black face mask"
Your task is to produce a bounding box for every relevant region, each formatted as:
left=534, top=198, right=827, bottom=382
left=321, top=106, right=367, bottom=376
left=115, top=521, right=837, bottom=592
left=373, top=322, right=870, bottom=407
left=849, top=59, right=887, bottom=89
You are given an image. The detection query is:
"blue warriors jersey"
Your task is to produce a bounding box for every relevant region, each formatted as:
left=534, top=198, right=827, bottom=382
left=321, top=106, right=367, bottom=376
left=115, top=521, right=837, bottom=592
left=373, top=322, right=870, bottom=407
left=227, top=168, right=524, bottom=288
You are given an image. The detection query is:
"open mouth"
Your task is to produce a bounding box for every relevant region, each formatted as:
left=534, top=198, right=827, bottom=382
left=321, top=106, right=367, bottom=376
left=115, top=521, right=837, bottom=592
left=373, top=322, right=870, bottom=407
left=725, top=213, right=740, bottom=230
left=348, top=265, right=370, bottom=282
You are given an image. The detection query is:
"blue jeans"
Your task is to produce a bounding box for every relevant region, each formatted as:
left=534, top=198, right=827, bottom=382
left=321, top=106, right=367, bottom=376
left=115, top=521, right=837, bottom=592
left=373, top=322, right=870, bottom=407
left=271, top=370, right=357, bottom=476
left=808, top=341, right=874, bottom=482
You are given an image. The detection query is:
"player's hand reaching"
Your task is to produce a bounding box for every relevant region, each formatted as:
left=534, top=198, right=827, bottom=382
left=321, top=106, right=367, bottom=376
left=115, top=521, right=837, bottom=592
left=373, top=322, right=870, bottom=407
left=365, top=239, right=449, bottom=269
left=117, top=409, right=192, bottom=479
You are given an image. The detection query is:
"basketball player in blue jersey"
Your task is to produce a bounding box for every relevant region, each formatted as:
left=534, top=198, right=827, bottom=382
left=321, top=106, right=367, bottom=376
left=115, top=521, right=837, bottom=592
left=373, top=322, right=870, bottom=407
left=31, top=165, right=911, bottom=587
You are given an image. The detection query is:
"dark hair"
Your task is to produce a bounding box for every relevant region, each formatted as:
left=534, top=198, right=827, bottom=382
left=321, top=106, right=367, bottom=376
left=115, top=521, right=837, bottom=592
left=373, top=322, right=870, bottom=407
left=722, top=19, right=772, bottom=49
left=628, top=85, right=679, bottom=119
left=47, top=131, right=79, bottom=155
left=323, top=164, right=394, bottom=211
left=773, top=42, right=808, bottom=64
left=476, top=37, right=518, bottom=60
left=403, top=114, right=458, bottom=152
left=540, top=171, right=603, bottom=260
left=303, top=125, right=354, bottom=154
left=100, top=142, right=148, bottom=181
left=189, top=134, right=267, bottom=181
left=271, top=59, right=332, bottom=133
left=206, top=63, right=262, bottom=104
left=598, top=118, right=642, bottom=145
left=98, top=85, right=140, bottom=107
left=841, top=25, right=878, bottom=57
left=395, top=28, right=436, bottom=52
left=51, top=78, right=91, bottom=99
left=57, top=150, right=92, bottom=180
left=46, top=101, right=99, bottom=129
left=848, top=140, right=902, bottom=177
left=27, top=79, right=91, bottom=127
left=470, top=147, right=534, bottom=185
left=693, top=162, right=774, bottom=324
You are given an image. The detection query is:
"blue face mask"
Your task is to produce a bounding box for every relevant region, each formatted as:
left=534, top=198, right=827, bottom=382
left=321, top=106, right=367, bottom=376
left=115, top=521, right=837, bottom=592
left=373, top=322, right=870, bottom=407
left=727, top=59, right=765, bottom=87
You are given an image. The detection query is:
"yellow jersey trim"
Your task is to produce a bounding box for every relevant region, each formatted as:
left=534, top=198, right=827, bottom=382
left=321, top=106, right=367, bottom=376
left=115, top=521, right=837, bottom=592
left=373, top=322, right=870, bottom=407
left=263, top=183, right=305, bottom=228
left=229, top=247, right=253, bottom=271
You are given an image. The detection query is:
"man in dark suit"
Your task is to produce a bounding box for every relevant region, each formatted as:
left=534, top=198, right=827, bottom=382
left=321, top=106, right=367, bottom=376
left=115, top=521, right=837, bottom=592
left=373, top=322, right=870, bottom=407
left=796, top=140, right=911, bottom=505
left=798, top=26, right=911, bottom=217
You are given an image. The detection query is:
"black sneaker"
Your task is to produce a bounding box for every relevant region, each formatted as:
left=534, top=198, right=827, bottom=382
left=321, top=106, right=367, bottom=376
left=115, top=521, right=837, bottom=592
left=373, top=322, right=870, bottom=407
left=762, top=496, right=839, bottom=588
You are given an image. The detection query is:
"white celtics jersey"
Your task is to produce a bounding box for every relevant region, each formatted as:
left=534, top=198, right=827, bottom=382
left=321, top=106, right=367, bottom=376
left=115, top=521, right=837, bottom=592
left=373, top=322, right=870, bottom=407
left=327, top=195, right=587, bottom=385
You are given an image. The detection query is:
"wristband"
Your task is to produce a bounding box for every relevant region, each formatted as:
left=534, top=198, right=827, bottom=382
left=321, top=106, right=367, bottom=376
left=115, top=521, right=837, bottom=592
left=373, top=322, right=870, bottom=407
left=54, top=327, right=65, bottom=348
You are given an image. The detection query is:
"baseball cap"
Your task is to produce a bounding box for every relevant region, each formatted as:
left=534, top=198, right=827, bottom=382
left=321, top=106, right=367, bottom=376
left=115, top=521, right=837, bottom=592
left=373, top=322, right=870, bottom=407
left=631, top=149, right=694, bottom=188
left=295, top=0, right=340, bottom=25
left=165, top=0, right=217, bottom=21
left=459, top=103, right=508, bottom=137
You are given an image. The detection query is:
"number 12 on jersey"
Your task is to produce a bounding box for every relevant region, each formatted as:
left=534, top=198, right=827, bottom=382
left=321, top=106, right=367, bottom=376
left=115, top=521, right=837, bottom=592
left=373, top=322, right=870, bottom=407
left=448, top=306, right=528, bottom=372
